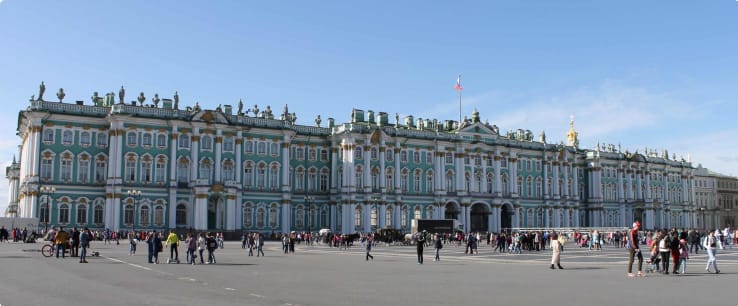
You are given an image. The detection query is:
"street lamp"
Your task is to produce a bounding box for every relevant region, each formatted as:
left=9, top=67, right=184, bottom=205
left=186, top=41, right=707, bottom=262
left=39, top=186, right=56, bottom=233
left=127, top=189, right=142, bottom=233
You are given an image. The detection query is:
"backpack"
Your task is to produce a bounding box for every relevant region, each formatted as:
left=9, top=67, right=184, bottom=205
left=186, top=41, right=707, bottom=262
left=207, top=237, right=217, bottom=249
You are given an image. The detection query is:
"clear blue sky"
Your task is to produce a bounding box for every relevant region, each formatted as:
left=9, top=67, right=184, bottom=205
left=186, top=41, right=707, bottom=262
left=1, top=1, right=737, bottom=212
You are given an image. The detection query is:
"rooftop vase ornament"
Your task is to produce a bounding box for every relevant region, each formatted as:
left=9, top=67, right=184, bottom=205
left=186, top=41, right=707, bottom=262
left=153, top=94, right=160, bottom=107
left=137, top=92, right=146, bottom=106
left=56, top=88, right=65, bottom=102
left=252, top=104, right=259, bottom=117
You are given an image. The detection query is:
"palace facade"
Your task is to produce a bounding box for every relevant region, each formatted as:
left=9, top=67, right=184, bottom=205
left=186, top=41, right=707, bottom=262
left=6, top=89, right=702, bottom=233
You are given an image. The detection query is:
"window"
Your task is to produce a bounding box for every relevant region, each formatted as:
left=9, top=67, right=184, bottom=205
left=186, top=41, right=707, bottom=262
left=154, top=205, right=164, bottom=226
left=371, top=168, right=379, bottom=189
left=59, top=203, right=69, bottom=224
left=401, top=206, right=409, bottom=228
left=155, top=159, right=166, bottom=183
left=157, top=134, right=167, bottom=148
left=201, top=135, right=212, bottom=150
left=386, top=151, right=394, bottom=162
left=43, top=129, right=54, bottom=142
left=309, top=148, right=317, bottom=161
left=127, top=131, right=137, bottom=146
left=487, top=155, right=493, bottom=166
left=401, top=169, right=409, bottom=192
left=296, top=206, right=305, bottom=229
left=95, top=158, right=106, bottom=183
left=243, top=162, right=253, bottom=188
left=401, top=151, right=407, bottom=162
left=320, top=149, right=328, bottom=161
left=354, top=147, right=363, bottom=160
left=270, top=165, right=279, bottom=190
left=178, top=134, right=190, bottom=149
left=60, top=157, right=72, bottom=181
left=257, top=142, right=266, bottom=155
left=501, top=158, right=508, bottom=168
left=414, top=170, right=421, bottom=192
left=413, top=151, right=420, bottom=164
left=487, top=173, right=494, bottom=194
left=124, top=204, right=134, bottom=226
left=41, top=158, right=53, bottom=181
left=140, top=206, right=150, bottom=226
left=445, top=153, right=453, bottom=164
left=142, top=133, right=152, bottom=147
left=296, top=147, right=305, bottom=160
left=386, top=169, right=394, bottom=190
left=39, top=203, right=49, bottom=223
left=355, top=166, right=363, bottom=190
left=62, top=130, right=73, bottom=145
left=94, top=205, right=104, bottom=225
left=295, top=168, right=305, bottom=192
left=320, top=169, right=329, bottom=192
left=426, top=171, right=434, bottom=193
left=80, top=132, right=91, bottom=146
left=223, top=160, right=234, bottom=181
left=370, top=206, right=378, bottom=228
left=464, top=155, right=470, bottom=165
left=77, top=204, right=87, bottom=225
left=176, top=204, right=187, bottom=226
left=78, top=157, right=89, bottom=183
left=244, top=141, right=253, bottom=154
left=475, top=155, right=482, bottom=167
left=446, top=171, right=454, bottom=191
left=270, top=143, right=278, bottom=156
left=426, top=152, right=433, bottom=164
left=243, top=204, right=253, bottom=228
left=257, top=164, right=266, bottom=188
left=269, top=205, right=278, bottom=228
left=141, top=157, right=152, bottom=183
left=354, top=206, right=362, bottom=228
left=177, top=158, right=189, bottom=184
left=198, top=160, right=212, bottom=183
left=371, top=148, right=378, bottom=160
left=385, top=206, right=393, bottom=227
left=256, top=207, right=265, bottom=228
left=223, top=137, right=233, bottom=152
left=97, top=133, right=108, bottom=147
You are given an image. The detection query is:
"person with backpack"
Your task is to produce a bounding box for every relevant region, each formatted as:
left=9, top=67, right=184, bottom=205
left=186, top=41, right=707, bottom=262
left=206, top=232, right=217, bottom=264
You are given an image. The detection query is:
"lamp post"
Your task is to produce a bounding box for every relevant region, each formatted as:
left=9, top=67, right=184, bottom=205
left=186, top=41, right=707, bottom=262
left=39, top=186, right=56, bottom=233
left=127, top=189, right=142, bottom=233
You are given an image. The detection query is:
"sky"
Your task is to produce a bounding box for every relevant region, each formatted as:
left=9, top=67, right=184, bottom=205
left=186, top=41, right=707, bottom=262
left=0, top=1, right=737, bottom=214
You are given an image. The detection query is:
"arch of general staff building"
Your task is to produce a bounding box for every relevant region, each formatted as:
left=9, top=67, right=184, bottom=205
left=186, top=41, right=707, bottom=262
left=7, top=88, right=700, bottom=235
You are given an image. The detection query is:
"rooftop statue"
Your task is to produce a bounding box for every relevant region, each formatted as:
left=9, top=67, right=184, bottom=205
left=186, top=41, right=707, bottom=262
left=173, top=91, right=179, bottom=110
left=252, top=104, right=260, bottom=117
left=315, top=115, right=322, bottom=127
left=56, top=88, right=65, bottom=102
left=119, top=86, right=125, bottom=104
left=194, top=102, right=201, bottom=112
left=38, top=81, right=45, bottom=101
left=238, top=99, right=244, bottom=115
left=91, top=91, right=99, bottom=104
left=291, top=112, right=297, bottom=124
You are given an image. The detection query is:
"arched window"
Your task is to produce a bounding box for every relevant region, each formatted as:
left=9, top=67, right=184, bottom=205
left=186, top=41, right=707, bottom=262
left=243, top=162, right=253, bottom=188
left=296, top=206, right=305, bottom=229
left=320, top=169, right=329, bottom=192
left=126, top=131, right=137, bottom=146
left=39, top=203, right=49, bottom=223
left=527, top=177, right=533, bottom=198
left=426, top=171, right=434, bottom=193
left=257, top=164, right=266, bottom=188
left=176, top=204, right=187, bottom=226
left=502, top=174, right=509, bottom=196
left=157, top=134, right=167, bottom=148
left=222, top=160, right=235, bottom=181
left=43, top=129, right=54, bottom=142
left=370, top=206, right=378, bottom=228
left=77, top=204, right=87, bottom=225
left=401, top=169, right=409, bottom=192
left=62, top=130, right=74, bottom=145
left=199, top=159, right=212, bottom=183
left=414, top=206, right=422, bottom=220
left=140, top=205, right=150, bottom=227
left=59, top=203, right=70, bottom=224
left=94, top=204, right=104, bottom=225
left=80, top=131, right=91, bottom=146
left=355, top=166, right=363, bottom=190
left=385, top=206, right=393, bottom=227
left=354, top=146, right=363, bottom=160
left=141, top=156, right=152, bottom=183
left=244, top=141, right=253, bottom=154
left=201, top=135, right=213, bottom=150
left=155, top=157, right=166, bottom=183
left=270, top=164, right=280, bottom=190
left=401, top=206, right=409, bottom=228
left=243, top=204, right=253, bottom=228
left=124, top=204, right=134, bottom=226
left=256, top=207, right=265, bottom=228
left=142, top=133, right=152, bottom=147
left=154, top=205, right=164, bottom=226
left=413, top=170, right=421, bottom=193
left=446, top=170, right=454, bottom=191
left=354, top=206, right=362, bottom=229
left=269, top=205, right=278, bottom=228
left=223, top=137, right=234, bottom=152
left=487, top=173, right=494, bottom=194
left=536, top=177, right=543, bottom=198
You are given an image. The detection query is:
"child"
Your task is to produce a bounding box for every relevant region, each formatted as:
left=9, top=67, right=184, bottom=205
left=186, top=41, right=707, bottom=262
left=679, top=239, right=689, bottom=274
left=647, top=237, right=661, bottom=273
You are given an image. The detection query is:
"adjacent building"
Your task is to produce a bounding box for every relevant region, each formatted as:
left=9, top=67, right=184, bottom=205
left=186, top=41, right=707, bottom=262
left=6, top=88, right=703, bottom=233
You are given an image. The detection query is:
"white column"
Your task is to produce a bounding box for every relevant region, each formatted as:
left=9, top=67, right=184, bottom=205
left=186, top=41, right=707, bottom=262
left=617, top=169, right=625, bottom=201
left=215, top=131, right=222, bottom=182
left=330, top=146, right=338, bottom=191
left=363, top=145, right=371, bottom=192
left=572, top=162, right=579, bottom=200
left=190, top=132, right=200, bottom=182
left=235, top=136, right=242, bottom=184
left=281, top=137, right=290, bottom=191
left=562, top=162, right=569, bottom=198
left=636, top=171, right=643, bottom=200
left=663, top=175, right=670, bottom=203
left=168, top=189, right=177, bottom=229
left=645, top=170, right=652, bottom=200
left=543, top=161, right=549, bottom=198
left=482, top=166, right=488, bottom=193
left=494, top=155, right=502, bottom=197
left=394, top=148, right=401, bottom=192
left=552, top=162, right=560, bottom=198
left=379, top=146, right=386, bottom=192
left=169, top=128, right=178, bottom=186
left=281, top=202, right=291, bottom=234
left=455, top=151, right=464, bottom=193
left=435, top=152, right=443, bottom=192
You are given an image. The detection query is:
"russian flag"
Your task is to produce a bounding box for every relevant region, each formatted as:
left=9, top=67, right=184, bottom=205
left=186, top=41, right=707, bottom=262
left=454, top=74, right=463, bottom=91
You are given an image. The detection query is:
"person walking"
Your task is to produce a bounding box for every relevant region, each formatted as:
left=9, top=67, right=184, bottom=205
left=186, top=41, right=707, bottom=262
left=416, top=231, right=426, bottom=264
left=197, top=233, right=206, bottom=264
left=658, top=231, right=671, bottom=274
left=550, top=232, right=564, bottom=269
left=704, top=230, right=723, bottom=274
left=257, top=233, right=265, bottom=257
left=626, top=221, right=645, bottom=277
left=166, top=230, right=180, bottom=263
left=185, top=233, right=197, bottom=265
left=153, top=231, right=162, bottom=264
left=365, top=236, right=374, bottom=261
left=79, top=227, right=91, bottom=263
left=434, top=234, right=443, bottom=261
left=146, top=231, right=155, bottom=263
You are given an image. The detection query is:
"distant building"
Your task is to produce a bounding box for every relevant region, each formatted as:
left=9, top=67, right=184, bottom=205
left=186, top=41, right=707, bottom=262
left=6, top=91, right=703, bottom=233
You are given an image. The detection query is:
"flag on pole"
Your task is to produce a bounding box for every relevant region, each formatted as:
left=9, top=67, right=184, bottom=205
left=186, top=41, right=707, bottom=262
left=454, top=74, right=463, bottom=91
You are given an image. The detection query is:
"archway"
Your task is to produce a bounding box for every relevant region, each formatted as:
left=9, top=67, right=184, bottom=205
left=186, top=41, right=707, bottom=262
left=444, top=203, right=460, bottom=220
left=470, top=203, right=489, bottom=232
left=207, top=195, right=225, bottom=230
left=500, top=204, right=513, bottom=232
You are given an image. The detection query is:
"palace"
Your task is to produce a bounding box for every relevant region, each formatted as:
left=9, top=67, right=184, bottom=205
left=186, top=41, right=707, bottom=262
left=5, top=87, right=704, bottom=234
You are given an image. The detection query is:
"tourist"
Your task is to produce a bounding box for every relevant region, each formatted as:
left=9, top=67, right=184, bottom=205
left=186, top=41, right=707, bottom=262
left=54, top=227, right=69, bottom=258
left=70, top=227, right=80, bottom=257
left=128, top=232, right=137, bottom=256
left=146, top=231, right=155, bottom=263
left=79, top=227, right=90, bottom=263
left=434, top=234, right=442, bottom=261
left=678, top=239, right=689, bottom=274
left=658, top=230, right=671, bottom=274
left=365, top=236, right=374, bottom=261
left=153, top=231, right=162, bottom=264
left=626, top=221, right=645, bottom=277
left=185, top=233, right=197, bottom=265
left=704, top=230, right=723, bottom=274
left=549, top=232, right=563, bottom=270
left=416, top=231, right=426, bottom=264
left=206, top=233, right=217, bottom=264
left=166, top=230, right=180, bottom=263
left=197, top=233, right=206, bottom=264
left=257, top=233, right=265, bottom=257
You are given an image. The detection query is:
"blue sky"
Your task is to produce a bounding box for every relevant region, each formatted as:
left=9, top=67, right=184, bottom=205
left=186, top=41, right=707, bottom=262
left=1, top=1, right=737, bottom=212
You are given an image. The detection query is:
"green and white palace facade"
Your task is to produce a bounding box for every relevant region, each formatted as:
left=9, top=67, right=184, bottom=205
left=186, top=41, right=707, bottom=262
left=7, top=92, right=700, bottom=233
